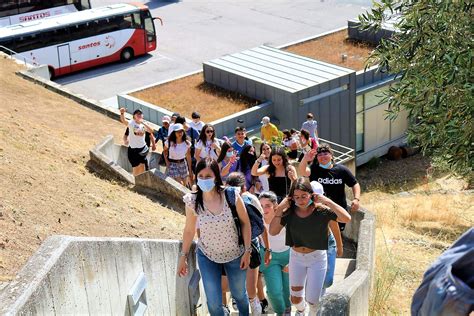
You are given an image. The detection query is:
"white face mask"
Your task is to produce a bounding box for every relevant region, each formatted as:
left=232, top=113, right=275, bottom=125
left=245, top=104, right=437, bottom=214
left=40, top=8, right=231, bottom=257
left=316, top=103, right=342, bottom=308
left=307, top=119, right=313, bottom=123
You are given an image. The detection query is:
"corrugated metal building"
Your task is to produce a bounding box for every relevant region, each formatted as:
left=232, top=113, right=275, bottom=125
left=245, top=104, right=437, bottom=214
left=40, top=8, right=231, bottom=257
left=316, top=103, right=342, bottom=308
left=203, top=46, right=357, bottom=150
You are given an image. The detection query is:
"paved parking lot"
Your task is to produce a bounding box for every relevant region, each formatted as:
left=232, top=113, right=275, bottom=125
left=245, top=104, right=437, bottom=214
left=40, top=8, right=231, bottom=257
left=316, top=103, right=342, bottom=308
left=55, top=0, right=372, bottom=106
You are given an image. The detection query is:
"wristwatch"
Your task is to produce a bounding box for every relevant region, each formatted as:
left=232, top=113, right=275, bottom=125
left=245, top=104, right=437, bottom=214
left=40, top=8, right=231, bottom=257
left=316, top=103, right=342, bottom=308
left=265, top=248, right=272, bottom=253
left=245, top=246, right=252, bottom=253
left=179, top=251, right=188, bottom=257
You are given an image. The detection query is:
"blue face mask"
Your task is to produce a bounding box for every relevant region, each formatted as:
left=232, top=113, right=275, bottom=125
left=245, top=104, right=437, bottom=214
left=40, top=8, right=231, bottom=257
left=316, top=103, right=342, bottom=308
left=306, top=199, right=313, bottom=208
left=226, top=151, right=234, bottom=158
left=197, top=178, right=215, bottom=192
left=320, top=161, right=332, bottom=169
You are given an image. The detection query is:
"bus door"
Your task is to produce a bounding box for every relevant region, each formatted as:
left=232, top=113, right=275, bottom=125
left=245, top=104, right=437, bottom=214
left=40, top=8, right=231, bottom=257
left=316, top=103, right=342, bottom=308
left=57, top=44, right=71, bottom=75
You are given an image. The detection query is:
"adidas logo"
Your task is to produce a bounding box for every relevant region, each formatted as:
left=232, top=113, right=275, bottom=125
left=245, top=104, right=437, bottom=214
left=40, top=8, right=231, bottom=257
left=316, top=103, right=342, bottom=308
left=318, top=178, right=343, bottom=185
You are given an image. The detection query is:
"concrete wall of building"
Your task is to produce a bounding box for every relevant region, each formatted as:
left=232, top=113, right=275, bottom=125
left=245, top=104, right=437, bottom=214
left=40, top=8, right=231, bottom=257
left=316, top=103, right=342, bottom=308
left=0, top=236, right=203, bottom=316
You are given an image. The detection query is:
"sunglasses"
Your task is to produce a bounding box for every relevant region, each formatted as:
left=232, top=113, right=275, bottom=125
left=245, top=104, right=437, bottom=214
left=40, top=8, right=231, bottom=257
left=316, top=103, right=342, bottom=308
left=317, top=150, right=331, bottom=156
left=206, top=130, right=214, bottom=134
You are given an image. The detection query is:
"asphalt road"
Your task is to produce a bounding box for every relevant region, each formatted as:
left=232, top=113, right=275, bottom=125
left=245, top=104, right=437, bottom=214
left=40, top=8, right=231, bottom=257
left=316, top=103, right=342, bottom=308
left=55, top=0, right=372, bottom=106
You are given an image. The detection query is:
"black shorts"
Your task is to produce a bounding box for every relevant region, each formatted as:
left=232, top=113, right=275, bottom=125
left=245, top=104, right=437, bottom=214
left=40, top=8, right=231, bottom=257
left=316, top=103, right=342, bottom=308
left=128, top=146, right=148, bottom=167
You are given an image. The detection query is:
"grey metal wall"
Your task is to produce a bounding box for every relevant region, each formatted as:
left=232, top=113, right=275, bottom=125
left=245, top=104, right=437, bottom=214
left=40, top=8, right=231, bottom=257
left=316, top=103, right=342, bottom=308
left=348, top=19, right=395, bottom=45
left=295, top=73, right=356, bottom=149
left=356, top=65, right=395, bottom=91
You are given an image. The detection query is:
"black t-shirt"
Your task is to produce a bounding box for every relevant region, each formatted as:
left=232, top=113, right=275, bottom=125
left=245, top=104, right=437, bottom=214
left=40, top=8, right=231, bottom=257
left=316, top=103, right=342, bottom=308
left=309, top=163, right=357, bottom=210
left=280, top=206, right=337, bottom=250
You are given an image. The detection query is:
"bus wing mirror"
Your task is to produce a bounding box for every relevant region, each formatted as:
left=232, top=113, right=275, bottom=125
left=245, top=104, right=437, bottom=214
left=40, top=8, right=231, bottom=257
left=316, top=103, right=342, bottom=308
left=153, top=17, right=163, bottom=26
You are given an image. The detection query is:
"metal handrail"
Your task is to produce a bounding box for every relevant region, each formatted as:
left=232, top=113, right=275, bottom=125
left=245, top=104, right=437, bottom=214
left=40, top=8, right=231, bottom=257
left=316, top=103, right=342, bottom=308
left=0, top=45, right=38, bottom=67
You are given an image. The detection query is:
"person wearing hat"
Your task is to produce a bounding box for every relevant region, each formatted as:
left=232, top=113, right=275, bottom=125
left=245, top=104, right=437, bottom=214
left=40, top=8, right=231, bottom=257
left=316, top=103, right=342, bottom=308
left=299, top=143, right=361, bottom=231
left=163, top=123, right=194, bottom=187
left=119, top=108, right=156, bottom=176
left=310, top=181, right=343, bottom=296
left=260, top=116, right=279, bottom=144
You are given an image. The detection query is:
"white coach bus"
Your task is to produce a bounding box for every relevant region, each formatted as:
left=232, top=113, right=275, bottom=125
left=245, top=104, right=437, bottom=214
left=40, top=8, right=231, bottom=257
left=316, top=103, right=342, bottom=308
left=0, top=0, right=91, bottom=27
left=0, top=3, right=161, bottom=77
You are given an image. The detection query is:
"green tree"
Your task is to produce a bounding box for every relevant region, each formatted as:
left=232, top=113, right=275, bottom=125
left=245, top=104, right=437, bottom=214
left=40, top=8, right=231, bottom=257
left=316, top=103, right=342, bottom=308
left=359, top=0, right=473, bottom=177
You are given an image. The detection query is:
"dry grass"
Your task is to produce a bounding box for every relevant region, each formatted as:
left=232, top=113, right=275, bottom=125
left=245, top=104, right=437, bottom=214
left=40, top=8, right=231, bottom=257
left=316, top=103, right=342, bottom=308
left=0, top=57, right=185, bottom=281
left=360, top=155, right=474, bottom=314
left=130, top=73, right=259, bottom=122
left=285, top=30, right=375, bottom=70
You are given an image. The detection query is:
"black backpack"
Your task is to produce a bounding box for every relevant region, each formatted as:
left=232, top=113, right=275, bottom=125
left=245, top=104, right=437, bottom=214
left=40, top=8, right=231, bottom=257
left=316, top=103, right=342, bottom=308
left=224, top=188, right=264, bottom=242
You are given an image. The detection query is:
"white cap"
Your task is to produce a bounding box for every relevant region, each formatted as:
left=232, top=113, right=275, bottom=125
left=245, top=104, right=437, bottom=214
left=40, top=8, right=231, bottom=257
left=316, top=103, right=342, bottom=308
left=171, top=123, right=185, bottom=132
left=162, top=115, right=171, bottom=123
left=310, top=181, right=325, bottom=195
left=261, top=116, right=270, bottom=124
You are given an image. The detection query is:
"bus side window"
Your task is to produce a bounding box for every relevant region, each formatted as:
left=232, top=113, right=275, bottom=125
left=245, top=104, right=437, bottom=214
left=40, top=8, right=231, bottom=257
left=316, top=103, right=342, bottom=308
left=123, top=14, right=134, bottom=29
left=132, top=13, right=142, bottom=28
left=0, top=2, right=19, bottom=18
left=42, top=27, right=69, bottom=47
left=15, top=34, right=41, bottom=53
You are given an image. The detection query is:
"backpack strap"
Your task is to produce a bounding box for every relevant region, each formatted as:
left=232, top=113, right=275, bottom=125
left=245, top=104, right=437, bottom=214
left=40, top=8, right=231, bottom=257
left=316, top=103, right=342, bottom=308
left=224, top=188, right=244, bottom=245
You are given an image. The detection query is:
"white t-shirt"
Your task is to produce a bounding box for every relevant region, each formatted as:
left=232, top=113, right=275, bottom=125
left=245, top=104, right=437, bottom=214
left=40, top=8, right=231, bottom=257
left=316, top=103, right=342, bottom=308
left=262, top=222, right=289, bottom=253
left=283, top=138, right=297, bottom=148
left=128, top=120, right=146, bottom=148
left=195, top=139, right=219, bottom=160
left=165, top=140, right=190, bottom=160
left=189, top=121, right=205, bottom=134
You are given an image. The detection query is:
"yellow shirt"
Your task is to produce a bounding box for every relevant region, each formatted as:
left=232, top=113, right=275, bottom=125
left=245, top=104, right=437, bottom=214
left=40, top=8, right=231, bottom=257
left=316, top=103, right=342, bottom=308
left=261, top=123, right=279, bottom=143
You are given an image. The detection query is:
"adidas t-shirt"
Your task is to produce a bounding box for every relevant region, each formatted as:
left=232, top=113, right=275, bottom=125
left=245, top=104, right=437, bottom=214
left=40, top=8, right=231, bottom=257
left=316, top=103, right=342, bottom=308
left=309, top=163, right=357, bottom=210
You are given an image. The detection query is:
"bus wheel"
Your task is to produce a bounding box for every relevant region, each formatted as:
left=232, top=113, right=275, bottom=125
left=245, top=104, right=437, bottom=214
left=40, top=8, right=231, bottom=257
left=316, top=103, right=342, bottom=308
left=120, top=48, right=134, bottom=62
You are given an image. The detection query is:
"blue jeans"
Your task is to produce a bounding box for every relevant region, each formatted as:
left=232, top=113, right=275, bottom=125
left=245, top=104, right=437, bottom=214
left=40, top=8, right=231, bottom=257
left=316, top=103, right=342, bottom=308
left=323, top=233, right=336, bottom=289
left=197, top=248, right=249, bottom=316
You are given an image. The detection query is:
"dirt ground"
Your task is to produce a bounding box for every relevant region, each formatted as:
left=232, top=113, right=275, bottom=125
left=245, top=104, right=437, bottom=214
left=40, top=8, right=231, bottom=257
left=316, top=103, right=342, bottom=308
left=0, top=57, right=185, bottom=282
left=285, top=29, right=375, bottom=71
left=358, top=155, right=473, bottom=314
left=130, top=73, right=259, bottom=122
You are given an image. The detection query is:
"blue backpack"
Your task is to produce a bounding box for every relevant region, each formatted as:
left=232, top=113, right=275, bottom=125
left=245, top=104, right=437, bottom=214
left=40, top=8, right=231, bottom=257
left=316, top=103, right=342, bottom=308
left=224, top=188, right=264, bottom=243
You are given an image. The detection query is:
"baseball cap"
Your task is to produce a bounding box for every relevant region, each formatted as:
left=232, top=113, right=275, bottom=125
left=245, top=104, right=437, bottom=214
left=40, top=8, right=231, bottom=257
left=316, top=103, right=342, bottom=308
left=261, top=116, right=270, bottom=124
left=310, top=181, right=325, bottom=195
left=171, top=123, right=185, bottom=132
left=133, top=109, right=143, bottom=115
left=162, top=115, right=171, bottom=123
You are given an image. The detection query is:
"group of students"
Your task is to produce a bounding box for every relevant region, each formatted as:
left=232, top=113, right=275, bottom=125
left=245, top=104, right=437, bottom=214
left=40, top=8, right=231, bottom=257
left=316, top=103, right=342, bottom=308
left=118, top=106, right=361, bottom=315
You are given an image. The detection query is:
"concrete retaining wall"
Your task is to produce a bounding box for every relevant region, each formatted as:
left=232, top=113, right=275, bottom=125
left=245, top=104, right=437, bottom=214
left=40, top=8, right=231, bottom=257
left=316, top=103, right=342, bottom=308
left=0, top=236, right=202, bottom=316
left=319, top=207, right=376, bottom=315
left=89, top=135, right=190, bottom=213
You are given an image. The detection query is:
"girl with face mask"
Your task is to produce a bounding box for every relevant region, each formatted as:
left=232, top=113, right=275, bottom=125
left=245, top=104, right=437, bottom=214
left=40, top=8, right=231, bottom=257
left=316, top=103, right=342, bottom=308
left=268, top=177, right=351, bottom=315
left=217, top=142, right=239, bottom=183
left=178, top=158, right=252, bottom=316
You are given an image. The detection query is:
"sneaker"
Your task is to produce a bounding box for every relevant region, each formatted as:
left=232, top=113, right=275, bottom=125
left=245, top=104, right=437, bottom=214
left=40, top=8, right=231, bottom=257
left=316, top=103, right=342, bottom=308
left=223, top=305, right=230, bottom=315
left=232, top=297, right=237, bottom=311
left=295, top=310, right=305, bottom=316
left=260, top=298, right=269, bottom=313
left=284, top=307, right=292, bottom=316
left=250, top=297, right=262, bottom=315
